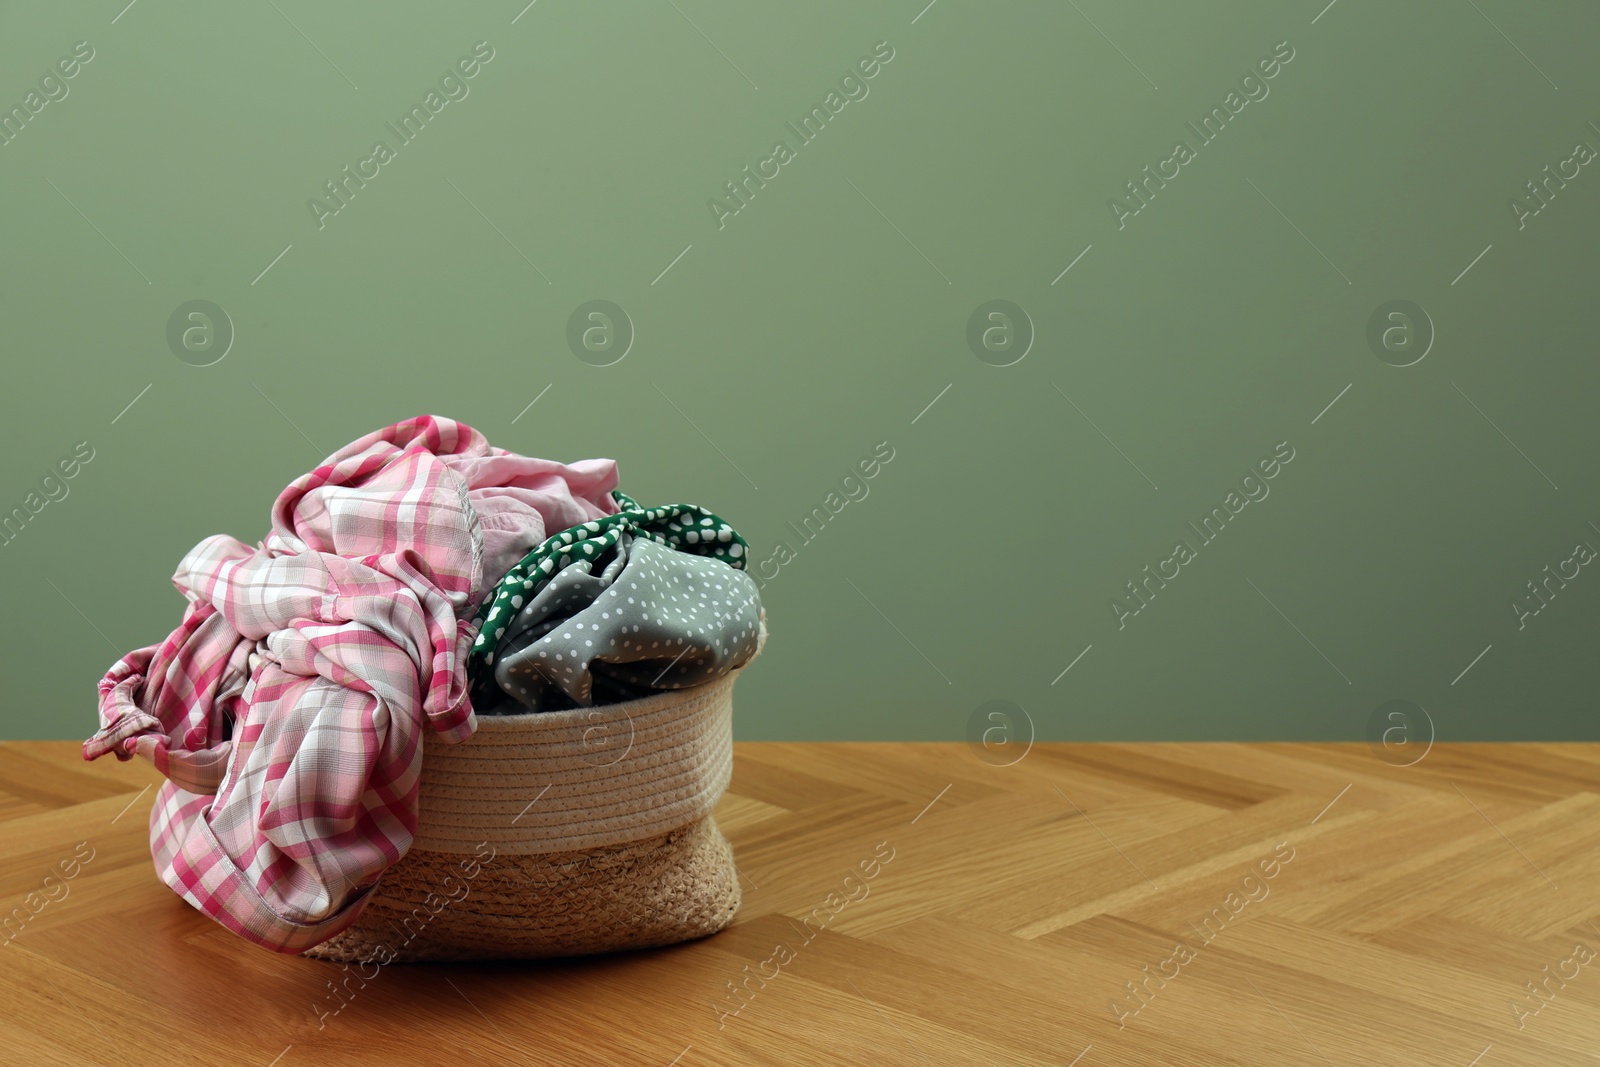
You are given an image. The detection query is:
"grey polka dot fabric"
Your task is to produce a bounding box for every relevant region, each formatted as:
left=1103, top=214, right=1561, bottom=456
left=478, top=534, right=763, bottom=713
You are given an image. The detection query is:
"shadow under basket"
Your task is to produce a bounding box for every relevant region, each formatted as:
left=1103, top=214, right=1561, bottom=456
left=303, top=669, right=745, bottom=964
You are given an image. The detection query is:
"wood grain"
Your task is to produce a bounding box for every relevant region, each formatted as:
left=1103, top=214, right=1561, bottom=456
left=2, top=741, right=1597, bottom=1065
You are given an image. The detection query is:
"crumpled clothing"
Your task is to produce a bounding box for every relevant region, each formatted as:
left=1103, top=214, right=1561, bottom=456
left=468, top=493, right=750, bottom=682
left=81, top=415, right=618, bottom=953
left=476, top=533, right=763, bottom=712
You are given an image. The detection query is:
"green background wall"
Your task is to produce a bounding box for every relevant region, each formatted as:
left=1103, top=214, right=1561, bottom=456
left=2, top=0, right=1596, bottom=743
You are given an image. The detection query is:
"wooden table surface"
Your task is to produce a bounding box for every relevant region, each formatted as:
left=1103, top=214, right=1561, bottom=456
left=3, top=740, right=1598, bottom=1066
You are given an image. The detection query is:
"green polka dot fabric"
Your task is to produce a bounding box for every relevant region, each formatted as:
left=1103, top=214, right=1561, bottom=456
left=479, top=535, right=762, bottom=712
left=468, top=492, right=750, bottom=687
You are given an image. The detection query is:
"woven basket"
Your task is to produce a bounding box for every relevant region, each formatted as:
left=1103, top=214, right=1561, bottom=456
left=303, top=667, right=748, bottom=964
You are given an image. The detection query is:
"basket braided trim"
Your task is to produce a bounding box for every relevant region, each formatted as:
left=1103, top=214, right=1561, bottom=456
left=302, top=814, right=740, bottom=963
left=413, top=672, right=737, bottom=855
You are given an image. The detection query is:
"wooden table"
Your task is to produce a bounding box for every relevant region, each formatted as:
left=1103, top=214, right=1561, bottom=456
left=3, top=741, right=1598, bottom=1065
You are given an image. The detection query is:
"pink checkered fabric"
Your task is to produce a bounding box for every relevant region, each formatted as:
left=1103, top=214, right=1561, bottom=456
left=83, top=415, right=618, bottom=953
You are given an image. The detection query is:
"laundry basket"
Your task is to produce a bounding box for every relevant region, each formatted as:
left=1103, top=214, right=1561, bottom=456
left=303, top=665, right=750, bottom=964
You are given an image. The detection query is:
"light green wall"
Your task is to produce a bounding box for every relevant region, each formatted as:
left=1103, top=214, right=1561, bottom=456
left=2, top=0, right=1596, bottom=742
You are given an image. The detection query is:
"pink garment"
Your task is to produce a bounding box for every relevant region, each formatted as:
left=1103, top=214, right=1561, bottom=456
left=82, top=416, right=617, bottom=952
left=449, top=453, right=619, bottom=609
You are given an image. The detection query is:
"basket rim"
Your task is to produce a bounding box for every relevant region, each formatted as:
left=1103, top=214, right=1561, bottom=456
left=465, top=666, right=744, bottom=734
left=464, top=609, right=765, bottom=735
left=467, top=646, right=761, bottom=729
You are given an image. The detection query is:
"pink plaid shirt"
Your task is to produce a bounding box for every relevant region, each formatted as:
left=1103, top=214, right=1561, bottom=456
left=83, top=416, right=618, bottom=953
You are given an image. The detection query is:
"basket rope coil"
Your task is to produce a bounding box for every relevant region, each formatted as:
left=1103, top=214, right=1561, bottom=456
left=304, top=668, right=748, bottom=964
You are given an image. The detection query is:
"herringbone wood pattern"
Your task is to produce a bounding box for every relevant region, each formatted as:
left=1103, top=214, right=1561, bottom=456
left=2, top=741, right=1598, bottom=1065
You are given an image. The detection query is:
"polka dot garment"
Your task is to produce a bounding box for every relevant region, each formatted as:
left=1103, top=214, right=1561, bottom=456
left=473, top=533, right=763, bottom=713
left=468, top=493, right=754, bottom=695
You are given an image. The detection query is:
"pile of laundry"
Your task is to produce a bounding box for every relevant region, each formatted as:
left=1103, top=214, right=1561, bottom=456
left=81, top=415, right=763, bottom=953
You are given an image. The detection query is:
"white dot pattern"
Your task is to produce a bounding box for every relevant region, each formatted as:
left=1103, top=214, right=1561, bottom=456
left=469, top=493, right=749, bottom=683
left=474, top=534, right=761, bottom=713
